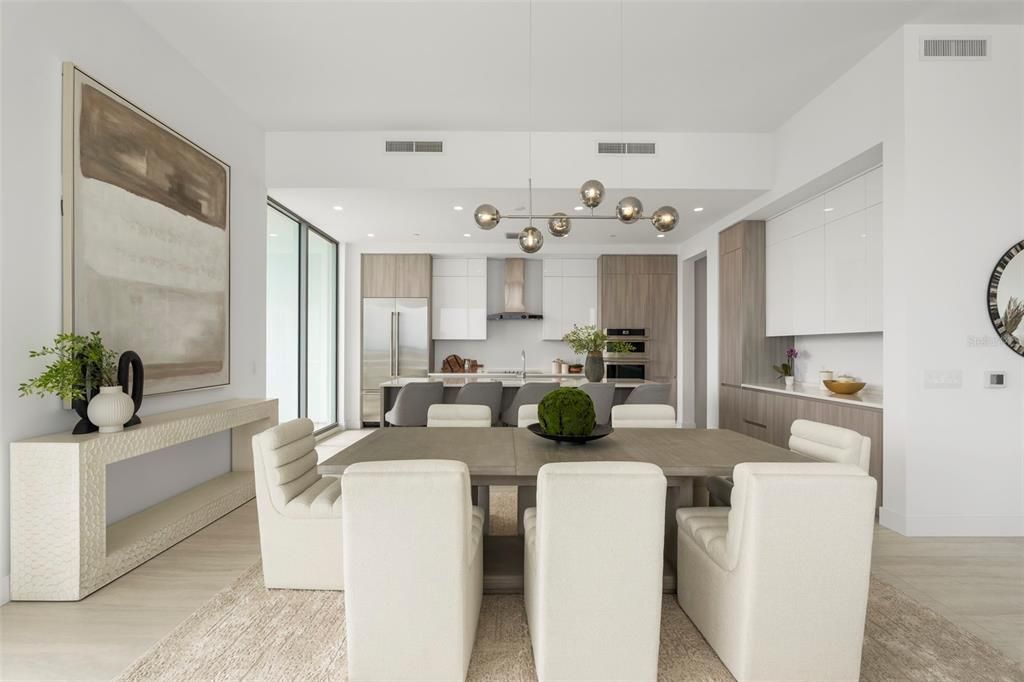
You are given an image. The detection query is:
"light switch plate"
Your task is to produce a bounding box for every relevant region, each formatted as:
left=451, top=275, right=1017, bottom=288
left=924, top=369, right=963, bottom=389
left=984, top=371, right=1007, bottom=388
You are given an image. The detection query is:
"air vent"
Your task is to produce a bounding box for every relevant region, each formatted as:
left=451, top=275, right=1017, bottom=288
left=384, top=140, right=444, bottom=153
left=597, top=141, right=656, bottom=155
left=921, top=38, right=989, bottom=60
left=504, top=232, right=519, bottom=240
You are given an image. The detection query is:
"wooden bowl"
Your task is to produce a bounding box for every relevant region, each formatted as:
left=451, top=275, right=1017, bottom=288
left=822, top=380, right=866, bottom=395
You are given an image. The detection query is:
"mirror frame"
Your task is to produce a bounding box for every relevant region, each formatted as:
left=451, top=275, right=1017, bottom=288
left=988, top=239, right=1024, bottom=357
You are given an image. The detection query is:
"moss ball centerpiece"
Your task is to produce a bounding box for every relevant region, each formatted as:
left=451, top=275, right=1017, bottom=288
left=537, top=387, right=596, bottom=437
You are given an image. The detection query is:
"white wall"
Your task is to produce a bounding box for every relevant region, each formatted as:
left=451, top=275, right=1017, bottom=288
left=267, top=130, right=774, bottom=190
left=0, top=1, right=267, bottom=602
left=678, top=25, right=1024, bottom=536
left=793, top=333, right=883, bottom=387
left=892, top=25, right=1024, bottom=535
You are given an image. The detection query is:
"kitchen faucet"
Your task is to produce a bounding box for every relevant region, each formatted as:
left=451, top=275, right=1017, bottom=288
left=521, top=350, right=527, bottom=378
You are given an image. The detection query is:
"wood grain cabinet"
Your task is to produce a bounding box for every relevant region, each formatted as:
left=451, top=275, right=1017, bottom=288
left=718, top=221, right=792, bottom=427
left=362, top=254, right=432, bottom=298
left=597, top=255, right=677, bottom=405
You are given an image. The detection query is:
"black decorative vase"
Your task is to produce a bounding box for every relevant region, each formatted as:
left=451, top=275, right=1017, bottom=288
left=118, top=351, right=144, bottom=428
left=70, top=350, right=144, bottom=434
left=71, top=384, right=100, bottom=435
left=584, top=351, right=605, bottom=382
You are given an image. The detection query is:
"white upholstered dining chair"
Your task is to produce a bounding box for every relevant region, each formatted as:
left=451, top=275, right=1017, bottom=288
left=342, top=460, right=483, bottom=682
left=251, top=418, right=344, bottom=590
left=611, top=403, right=676, bottom=428
left=517, top=403, right=539, bottom=428
left=427, top=403, right=491, bottom=427
left=706, top=419, right=871, bottom=506
left=525, top=462, right=666, bottom=682
left=677, top=462, right=876, bottom=682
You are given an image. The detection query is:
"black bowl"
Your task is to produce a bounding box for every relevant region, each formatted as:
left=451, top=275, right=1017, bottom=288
left=526, top=423, right=613, bottom=444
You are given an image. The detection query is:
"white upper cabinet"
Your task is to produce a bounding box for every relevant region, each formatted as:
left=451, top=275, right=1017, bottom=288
left=432, top=257, right=487, bottom=340
left=541, top=258, right=597, bottom=340
left=766, top=167, right=883, bottom=336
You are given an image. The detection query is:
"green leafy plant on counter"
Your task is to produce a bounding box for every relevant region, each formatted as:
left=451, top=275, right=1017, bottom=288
left=561, top=324, right=634, bottom=356
left=18, top=331, right=119, bottom=402
left=537, top=387, right=596, bottom=436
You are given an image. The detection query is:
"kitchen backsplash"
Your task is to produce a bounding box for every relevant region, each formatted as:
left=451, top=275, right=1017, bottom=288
left=791, top=332, right=883, bottom=387
left=433, top=319, right=574, bottom=371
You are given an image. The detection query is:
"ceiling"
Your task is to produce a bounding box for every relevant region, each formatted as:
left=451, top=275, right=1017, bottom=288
left=129, top=1, right=1023, bottom=134
left=268, top=187, right=764, bottom=246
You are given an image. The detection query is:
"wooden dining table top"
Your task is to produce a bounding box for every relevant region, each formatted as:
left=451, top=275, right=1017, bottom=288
left=318, top=427, right=811, bottom=485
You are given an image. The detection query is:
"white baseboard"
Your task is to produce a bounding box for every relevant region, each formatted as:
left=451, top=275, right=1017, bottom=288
left=1, top=573, right=10, bottom=605
left=880, top=507, right=1023, bottom=537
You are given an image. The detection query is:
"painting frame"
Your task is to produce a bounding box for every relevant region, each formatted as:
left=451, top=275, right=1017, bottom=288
left=62, top=63, right=231, bottom=396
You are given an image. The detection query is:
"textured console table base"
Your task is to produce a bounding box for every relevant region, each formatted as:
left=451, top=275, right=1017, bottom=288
left=11, top=399, right=277, bottom=601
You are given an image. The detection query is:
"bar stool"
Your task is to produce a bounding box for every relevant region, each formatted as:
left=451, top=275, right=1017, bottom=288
left=455, top=381, right=503, bottom=426
left=625, top=382, right=672, bottom=405
left=384, top=381, right=443, bottom=427
left=580, top=382, right=615, bottom=426
left=502, top=382, right=558, bottom=426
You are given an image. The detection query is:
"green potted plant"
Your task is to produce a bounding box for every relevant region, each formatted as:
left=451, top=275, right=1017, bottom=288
left=19, top=331, right=133, bottom=433
left=561, top=325, right=632, bottom=382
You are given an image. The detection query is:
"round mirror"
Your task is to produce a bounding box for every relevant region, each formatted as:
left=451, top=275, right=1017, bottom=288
left=988, top=240, right=1024, bottom=356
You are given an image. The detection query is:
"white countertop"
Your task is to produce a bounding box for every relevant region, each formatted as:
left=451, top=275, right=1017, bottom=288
left=741, top=381, right=883, bottom=410
left=381, top=376, right=648, bottom=389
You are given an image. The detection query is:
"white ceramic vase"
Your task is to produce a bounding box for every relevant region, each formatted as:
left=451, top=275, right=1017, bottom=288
left=784, top=376, right=795, bottom=388
left=87, top=386, right=134, bottom=433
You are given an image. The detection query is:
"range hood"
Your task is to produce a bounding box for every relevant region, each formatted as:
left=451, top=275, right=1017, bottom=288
left=487, top=258, right=543, bottom=320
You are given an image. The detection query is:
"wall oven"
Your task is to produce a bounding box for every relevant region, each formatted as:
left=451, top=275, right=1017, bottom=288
left=604, top=328, right=648, bottom=380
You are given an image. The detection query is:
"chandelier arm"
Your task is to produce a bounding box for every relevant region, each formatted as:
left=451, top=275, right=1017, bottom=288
left=503, top=213, right=652, bottom=221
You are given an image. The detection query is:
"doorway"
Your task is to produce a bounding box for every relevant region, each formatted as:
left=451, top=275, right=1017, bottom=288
left=693, top=256, right=708, bottom=428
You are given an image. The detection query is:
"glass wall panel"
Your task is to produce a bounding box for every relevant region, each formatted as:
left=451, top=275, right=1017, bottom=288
left=266, top=206, right=300, bottom=422
left=307, top=230, right=337, bottom=431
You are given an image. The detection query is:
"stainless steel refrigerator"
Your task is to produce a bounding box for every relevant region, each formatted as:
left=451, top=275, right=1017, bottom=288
left=361, top=298, right=430, bottom=425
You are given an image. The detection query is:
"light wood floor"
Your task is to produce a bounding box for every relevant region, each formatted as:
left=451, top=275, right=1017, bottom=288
left=2, top=430, right=1021, bottom=680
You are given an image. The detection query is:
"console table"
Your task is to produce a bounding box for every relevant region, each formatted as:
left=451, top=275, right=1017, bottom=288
left=10, top=398, right=277, bottom=601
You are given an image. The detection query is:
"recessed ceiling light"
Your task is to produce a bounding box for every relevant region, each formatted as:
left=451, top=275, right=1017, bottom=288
left=574, top=206, right=585, bottom=212
left=463, top=233, right=471, bottom=238
left=453, top=205, right=464, bottom=211
left=693, top=207, right=704, bottom=213
left=824, top=207, right=835, bottom=212
left=269, top=233, right=278, bottom=238
left=333, top=205, right=343, bottom=211
left=657, top=234, right=665, bottom=238
left=413, top=232, right=421, bottom=237
left=367, top=233, right=375, bottom=238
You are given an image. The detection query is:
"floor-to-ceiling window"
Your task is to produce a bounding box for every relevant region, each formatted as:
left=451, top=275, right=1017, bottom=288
left=266, top=200, right=339, bottom=433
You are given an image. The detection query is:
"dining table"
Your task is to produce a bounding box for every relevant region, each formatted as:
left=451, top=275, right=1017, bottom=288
left=319, top=426, right=812, bottom=593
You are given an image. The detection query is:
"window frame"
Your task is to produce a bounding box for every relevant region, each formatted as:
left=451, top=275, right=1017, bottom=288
left=267, top=197, right=339, bottom=435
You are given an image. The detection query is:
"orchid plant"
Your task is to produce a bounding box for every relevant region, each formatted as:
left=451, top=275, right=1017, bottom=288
left=773, top=347, right=799, bottom=379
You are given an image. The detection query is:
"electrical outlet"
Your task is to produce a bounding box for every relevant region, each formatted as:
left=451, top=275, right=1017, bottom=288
left=924, top=369, right=963, bottom=389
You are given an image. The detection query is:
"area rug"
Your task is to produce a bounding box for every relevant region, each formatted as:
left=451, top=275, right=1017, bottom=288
left=118, top=562, right=1023, bottom=682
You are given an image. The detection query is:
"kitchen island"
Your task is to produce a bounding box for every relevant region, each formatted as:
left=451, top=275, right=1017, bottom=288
left=376, top=375, right=649, bottom=425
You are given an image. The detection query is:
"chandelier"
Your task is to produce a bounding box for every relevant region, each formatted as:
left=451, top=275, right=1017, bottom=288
left=473, top=181, right=678, bottom=253
left=470, top=0, right=677, bottom=253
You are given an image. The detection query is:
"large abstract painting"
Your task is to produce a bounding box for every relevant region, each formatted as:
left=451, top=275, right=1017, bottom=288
left=62, top=64, right=230, bottom=395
